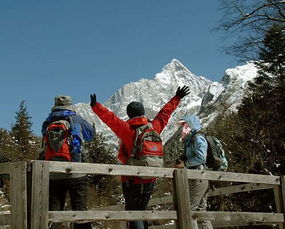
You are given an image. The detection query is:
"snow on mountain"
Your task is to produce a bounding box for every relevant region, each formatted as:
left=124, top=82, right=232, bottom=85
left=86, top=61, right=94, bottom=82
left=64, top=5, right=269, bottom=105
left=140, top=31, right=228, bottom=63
left=199, top=62, right=258, bottom=126
left=74, top=59, right=259, bottom=150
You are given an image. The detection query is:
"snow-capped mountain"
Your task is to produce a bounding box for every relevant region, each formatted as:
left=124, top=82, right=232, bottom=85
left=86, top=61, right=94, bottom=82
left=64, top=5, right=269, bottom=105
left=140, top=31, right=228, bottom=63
left=75, top=59, right=258, bottom=149
left=199, top=62, right=258, bottom=126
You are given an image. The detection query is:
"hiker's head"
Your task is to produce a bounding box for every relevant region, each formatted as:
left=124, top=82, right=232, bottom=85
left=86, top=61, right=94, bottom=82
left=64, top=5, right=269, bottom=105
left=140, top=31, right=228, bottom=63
left=177, top=114, right=201, bottom=139
left=126, top=101, right=145, bottom=119
left=54, top=95, right=73, bottom=106
left=181, top=114, right=201, bottom=132
left=177, top=120, right=191, bottom=140
left=52, top=95, right=74, bottom=111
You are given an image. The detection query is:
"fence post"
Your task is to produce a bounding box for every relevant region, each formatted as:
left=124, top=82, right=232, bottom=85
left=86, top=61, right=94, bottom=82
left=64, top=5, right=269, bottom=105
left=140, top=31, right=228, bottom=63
left=278, top=176, right=285, bottom=229
left=274, top=184, right=284, bottom=229
left=30, top=161, right=49, bottom=229
left=173, top=168, right=197, bottom=229
left=10, top=162, right=28, bottom=229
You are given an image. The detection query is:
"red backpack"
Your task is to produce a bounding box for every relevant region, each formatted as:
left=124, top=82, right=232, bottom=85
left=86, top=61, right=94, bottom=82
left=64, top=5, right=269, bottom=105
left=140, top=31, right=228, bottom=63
left=43, top=120, right=72, bottom=161
left=128, top=123, right=164, bottom=167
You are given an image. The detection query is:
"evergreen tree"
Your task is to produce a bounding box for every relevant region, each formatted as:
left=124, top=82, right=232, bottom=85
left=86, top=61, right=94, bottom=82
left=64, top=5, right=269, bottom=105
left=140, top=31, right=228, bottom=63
left=201, top=23, right=285, bottom=218
left=257, top=23, right=285, bottom=139
left=256, top=23, right=285, bottom=174
left=0, top=128, right=16, bottom=161
left=10, top=100, right=33, bottom=160
left=84, top=133, right=118, bottom=193
left=257, top=23, right=285, bottom=77
left=232, top=24, right=285, bottom=175
left=84, top=132, right=122, bottom=224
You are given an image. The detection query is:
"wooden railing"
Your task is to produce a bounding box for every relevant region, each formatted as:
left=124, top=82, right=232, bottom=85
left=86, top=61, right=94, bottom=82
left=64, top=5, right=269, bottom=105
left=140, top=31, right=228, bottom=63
left=0, top=162, right=28, bottom=229
left=0, top=160, right=284, bottom=229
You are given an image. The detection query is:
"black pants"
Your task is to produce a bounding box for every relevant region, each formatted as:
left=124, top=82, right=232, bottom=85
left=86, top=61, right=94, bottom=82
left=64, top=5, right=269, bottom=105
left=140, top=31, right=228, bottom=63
left=122, top=182, right=155, bottom=229
left=49, top=177, right=91, bottom=229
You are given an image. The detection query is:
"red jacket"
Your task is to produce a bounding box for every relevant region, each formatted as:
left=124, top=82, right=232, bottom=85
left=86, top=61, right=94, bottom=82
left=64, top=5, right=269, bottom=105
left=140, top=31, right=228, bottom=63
left=91, top=95, right=181, bottom=183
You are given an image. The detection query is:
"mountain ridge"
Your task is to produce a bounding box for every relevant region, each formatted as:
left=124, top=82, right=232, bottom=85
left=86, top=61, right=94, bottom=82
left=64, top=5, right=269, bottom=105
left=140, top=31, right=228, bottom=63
left=75, top=59, right=258, bottom=149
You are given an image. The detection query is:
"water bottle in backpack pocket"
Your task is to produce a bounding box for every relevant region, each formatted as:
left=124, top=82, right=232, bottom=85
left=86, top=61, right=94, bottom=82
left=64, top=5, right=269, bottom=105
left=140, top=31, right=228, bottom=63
left=71, top=136, right=82, bottom=162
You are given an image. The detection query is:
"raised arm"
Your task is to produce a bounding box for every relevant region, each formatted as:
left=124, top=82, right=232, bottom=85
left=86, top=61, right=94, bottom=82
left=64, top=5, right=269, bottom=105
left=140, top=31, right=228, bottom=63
left=152, top=86, right=190, bottom=133
left=90, top=94, right=134, bottom=144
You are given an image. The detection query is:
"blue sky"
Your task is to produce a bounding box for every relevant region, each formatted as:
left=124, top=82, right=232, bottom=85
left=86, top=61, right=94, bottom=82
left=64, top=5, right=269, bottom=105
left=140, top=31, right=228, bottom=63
left=0, top=0, right=238, bottom=136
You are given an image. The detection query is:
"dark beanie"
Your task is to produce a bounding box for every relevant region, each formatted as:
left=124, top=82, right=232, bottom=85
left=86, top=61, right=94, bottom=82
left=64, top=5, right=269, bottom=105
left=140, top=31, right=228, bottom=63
left=126, top=101, right=145, bottom=119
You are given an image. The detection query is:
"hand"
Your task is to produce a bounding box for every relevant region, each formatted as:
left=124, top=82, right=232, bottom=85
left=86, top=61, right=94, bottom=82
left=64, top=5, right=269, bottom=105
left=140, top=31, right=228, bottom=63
left=175, top=160, right=185, bottom=168
left=90, top=94, right=97, bottom=107
left=175, top=85, right=190, bottom=99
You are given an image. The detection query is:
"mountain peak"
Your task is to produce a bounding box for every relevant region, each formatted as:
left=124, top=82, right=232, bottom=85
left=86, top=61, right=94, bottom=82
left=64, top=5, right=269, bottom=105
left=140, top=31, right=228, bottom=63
left=75, top=60, right=258, bottom=149
left=162, top=58, right=191, bottom=74
left=154, top=58, right=202, bottom=86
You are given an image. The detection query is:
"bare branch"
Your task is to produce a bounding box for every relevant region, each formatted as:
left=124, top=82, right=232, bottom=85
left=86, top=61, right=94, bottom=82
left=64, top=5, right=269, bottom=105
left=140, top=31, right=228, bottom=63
left=218, top=0, right=285, bottom=61
left=220, top=0, right=285, bottom=30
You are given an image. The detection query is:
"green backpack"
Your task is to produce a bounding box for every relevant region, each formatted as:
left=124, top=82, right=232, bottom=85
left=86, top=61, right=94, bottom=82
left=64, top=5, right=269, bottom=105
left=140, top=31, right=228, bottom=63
left=204, top=135, right=228, bottom=171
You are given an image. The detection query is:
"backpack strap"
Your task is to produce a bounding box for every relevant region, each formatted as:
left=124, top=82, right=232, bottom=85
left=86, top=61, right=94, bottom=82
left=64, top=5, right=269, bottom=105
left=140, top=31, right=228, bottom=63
left=190, top=131, right=207, bottom=166
left=189, top=131, right=205, bottom=146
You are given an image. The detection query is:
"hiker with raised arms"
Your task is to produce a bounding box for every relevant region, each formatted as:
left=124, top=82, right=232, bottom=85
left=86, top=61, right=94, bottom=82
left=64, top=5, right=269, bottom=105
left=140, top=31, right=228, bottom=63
left=90, top=85, right=190, bottom=229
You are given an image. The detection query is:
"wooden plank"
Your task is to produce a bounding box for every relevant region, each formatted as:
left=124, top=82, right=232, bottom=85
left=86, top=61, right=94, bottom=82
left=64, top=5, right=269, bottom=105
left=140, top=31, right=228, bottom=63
left=10, top=162, right=27, bottom=229
left=279, top=176, right=285, bottom=229
left=208, top=183, right=274, bottom=196
left=48, top=210, right=177, bottom=223
left=98, top=183, right=275, bottom=210
left=26, top=162, right=32, bottom=229
left=173, top=169, right=196, bottom=229
left=31, top=161, right=49, bottom=229
left=46, top=161, right=280, bottom=185
left=186, top=170, right=280, bottom=185
left=0, top=163, right=11, bottom=175
left=192, top=211, right=284, bottom=223
left=149, top=220, right=282, bottom=229
left=148, top=183, right=274, bottom=206
left=274, top=185, right=284, bottom=229
left=149, top=225, right=175, bottom=229
left=212, top=220, right=278, bottom=228
left=0, top=211, right=10, bottom=226
left=47, top=161, right=175, bottom=178
left=274, top=185, right=282, bottom=212
left=149, top=212, right=282, bottom=229
left=148, top=196, right=173, bottom=207
left=148, top=212, right=284, bottom=228
left=0, top=226, right=11, bottom=229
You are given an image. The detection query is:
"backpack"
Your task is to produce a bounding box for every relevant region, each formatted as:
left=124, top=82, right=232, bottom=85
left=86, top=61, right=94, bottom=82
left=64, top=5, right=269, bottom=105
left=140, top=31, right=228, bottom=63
left=204, top=135, right=228, bottom=171
left=44, top=120, right=72, bottom=161
left=128, top=123, right=164, bottom=167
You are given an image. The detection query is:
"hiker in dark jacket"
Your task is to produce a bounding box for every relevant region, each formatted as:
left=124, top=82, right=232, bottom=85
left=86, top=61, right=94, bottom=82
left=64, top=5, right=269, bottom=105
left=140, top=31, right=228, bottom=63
left=176, top=114, right=213, bottom=229
left=42, top=95, right=95, bottom=229
left=90, top=86, right=190, bottom=229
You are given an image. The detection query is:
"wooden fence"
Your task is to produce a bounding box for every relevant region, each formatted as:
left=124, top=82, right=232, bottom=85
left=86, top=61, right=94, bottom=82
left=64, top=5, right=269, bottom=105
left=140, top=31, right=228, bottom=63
left=0, top=160, right=284, bottom=229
